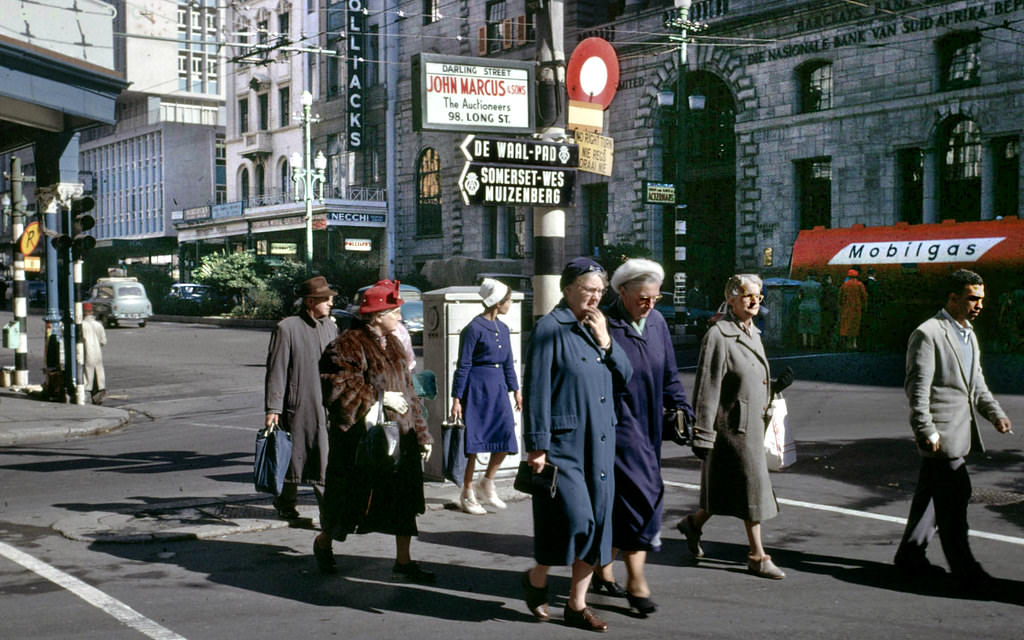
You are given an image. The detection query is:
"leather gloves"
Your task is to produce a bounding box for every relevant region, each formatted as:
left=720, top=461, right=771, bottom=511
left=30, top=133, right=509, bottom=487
left=382, top=391, right=409, bottom=414
left=771, top=366, right=794, bottom=396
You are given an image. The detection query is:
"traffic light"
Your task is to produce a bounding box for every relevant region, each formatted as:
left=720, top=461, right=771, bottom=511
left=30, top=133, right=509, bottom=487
left=70, top=196, right=96, bottom=260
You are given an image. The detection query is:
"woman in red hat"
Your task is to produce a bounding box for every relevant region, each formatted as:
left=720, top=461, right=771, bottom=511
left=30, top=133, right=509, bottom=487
left=317, top=280, right=436, bottom=583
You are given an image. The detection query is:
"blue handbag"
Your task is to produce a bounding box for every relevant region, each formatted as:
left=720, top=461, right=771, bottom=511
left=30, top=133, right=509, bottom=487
left=254, top=424, right=293, bottom=495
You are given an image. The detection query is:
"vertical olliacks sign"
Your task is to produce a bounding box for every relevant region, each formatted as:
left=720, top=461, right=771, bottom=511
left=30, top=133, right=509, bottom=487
left=347, top=0, right=365, bottom=149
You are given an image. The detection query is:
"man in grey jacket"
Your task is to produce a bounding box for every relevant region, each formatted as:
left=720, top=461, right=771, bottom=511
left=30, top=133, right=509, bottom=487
left=265, top=276, right=338, bottom=521
left=895, top=269, right=1012, bottom=592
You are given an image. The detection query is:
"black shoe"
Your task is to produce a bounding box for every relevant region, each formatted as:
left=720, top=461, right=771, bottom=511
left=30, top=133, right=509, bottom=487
left=894, top=551, right=945, bottom=578
left=392, top=561, right=436, bottom=584
left=677, top=515, right=705, bottom=558
left=313, top=541, right=336, bottom=574
left=521, top=570, right=550, bottom=621
left=273, top=498, right=300, bottom=520
left=589, top=575, right=627, bottom=598
left=563, top=605, right=608, bottom=632
left=626, top=592, right=657, bottom=615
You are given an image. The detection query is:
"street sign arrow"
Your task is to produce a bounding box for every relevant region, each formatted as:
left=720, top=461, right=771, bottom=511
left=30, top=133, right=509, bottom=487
left=460, top=135, right=579, bottom=167
left=458, top=161, right=576, bottom=207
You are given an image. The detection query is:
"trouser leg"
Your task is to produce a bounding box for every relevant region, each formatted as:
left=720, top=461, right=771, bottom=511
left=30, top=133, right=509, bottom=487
left=930, top=457, right=979, bottom=576
left=897, top=460, right=938, bottom=558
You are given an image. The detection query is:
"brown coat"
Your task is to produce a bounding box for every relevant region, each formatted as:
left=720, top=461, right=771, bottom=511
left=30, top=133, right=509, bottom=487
left=319, top=325, right=432, bottom=539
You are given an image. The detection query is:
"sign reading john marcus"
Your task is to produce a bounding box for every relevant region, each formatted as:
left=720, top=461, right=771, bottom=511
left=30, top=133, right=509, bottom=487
left=412, top=53, right=535, bottom=134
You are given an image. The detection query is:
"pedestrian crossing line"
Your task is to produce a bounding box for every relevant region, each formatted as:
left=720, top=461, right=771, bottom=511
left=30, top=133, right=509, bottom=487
left=663, top=480, right=1024, bottom=547
left=189, top=422, right=254, bottom=431
left=0, top=541, right=187, bottom=640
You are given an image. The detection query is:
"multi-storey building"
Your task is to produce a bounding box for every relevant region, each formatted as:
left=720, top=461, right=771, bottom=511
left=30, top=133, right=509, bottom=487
left=79, top=0, right=226, bottom=279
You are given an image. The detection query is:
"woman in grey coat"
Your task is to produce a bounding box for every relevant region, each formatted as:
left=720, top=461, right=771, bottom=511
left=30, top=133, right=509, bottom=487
left=520, top=257, right=632, bottom=632
left=677, top=274, right=792, bottom=580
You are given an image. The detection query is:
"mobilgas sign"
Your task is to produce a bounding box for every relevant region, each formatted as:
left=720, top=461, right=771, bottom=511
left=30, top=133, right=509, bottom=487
left=347, top=0, right=365, bottom=149
left=460, top=134, right=578, bottom=167
left=827, top=237, right=1005, bottom=265
left=458, top=162, right=575, bottom=206
left=412, top=53, right=535, bottom=134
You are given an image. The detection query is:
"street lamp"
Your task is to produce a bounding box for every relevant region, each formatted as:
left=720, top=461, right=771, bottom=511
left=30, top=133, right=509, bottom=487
left=292, top=90, right=326, bottom=275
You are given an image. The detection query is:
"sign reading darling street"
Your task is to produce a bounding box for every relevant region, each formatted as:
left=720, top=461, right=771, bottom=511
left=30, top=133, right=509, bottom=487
left=412, top=54, right=535, bottom=134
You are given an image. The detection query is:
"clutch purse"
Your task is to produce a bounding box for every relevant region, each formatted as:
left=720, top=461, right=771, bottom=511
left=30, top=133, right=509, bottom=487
left=513, top=461, right=558, bottom=498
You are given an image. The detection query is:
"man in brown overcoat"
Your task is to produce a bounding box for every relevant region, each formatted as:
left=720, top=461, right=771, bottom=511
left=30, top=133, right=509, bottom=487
left=265, top=276, right=338, bottom=520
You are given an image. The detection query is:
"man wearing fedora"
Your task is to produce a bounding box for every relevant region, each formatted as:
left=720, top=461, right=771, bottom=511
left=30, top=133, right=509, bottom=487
left=265, top=276, right=339, bottom=520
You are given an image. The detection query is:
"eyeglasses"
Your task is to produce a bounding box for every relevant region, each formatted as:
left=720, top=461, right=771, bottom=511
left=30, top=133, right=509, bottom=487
left=575, top=284, right=607, bottom=297
left=739, top=293, right=764, bottom=302
left=635, top=294, right=663, bottom=305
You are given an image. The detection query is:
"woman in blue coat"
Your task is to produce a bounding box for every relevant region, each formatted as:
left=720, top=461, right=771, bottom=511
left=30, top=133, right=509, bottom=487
left=449, top=278, right=522, bottom=514
left=519, top=257, right=632, bottom=632
left=592, top=258, right=694, bottom=615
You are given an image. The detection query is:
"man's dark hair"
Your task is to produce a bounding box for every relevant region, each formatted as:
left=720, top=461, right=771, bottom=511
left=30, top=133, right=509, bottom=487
left=945, top=269, right=984, bottom=299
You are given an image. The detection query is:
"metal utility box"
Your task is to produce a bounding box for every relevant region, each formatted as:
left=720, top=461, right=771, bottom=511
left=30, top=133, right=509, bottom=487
left=421, top=286, right=524, bottom=481
left=3, top=320, right=21, bottom=349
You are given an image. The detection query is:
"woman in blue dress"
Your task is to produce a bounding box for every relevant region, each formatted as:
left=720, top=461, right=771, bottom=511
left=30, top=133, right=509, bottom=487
left=592, top=258, right=694, bottom=615
left=449, top=278, right=522, bottom=514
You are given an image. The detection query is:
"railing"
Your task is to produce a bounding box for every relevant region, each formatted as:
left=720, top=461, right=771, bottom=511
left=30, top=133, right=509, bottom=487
left=209, top=185, right=387, bottom=215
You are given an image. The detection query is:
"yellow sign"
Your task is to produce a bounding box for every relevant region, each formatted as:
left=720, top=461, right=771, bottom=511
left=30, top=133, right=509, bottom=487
left=24, top=256, right=41, bottom=272
left=19, top=221, right=41, bottom=255
left=567, top=100, right=603, bottom=133
left=575, top=130, right=614, bottom=176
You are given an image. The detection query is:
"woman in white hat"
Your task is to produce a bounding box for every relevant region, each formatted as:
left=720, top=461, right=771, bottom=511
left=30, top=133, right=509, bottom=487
left=449, top=278, right=522, bottom=514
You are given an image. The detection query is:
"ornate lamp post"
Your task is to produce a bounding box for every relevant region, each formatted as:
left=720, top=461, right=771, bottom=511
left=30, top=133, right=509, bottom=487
left=291, top=90, right=327, bottom=275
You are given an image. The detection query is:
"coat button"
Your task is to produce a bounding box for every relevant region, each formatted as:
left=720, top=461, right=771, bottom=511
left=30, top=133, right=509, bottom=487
left=600, top=396, right=606, bottom=403
left=600, top=472, right=606, bottom=480
left=600, top=434, right=606, bottom=442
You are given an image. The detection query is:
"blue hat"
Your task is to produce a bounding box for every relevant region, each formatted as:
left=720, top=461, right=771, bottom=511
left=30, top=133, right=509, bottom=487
left=560, top=257, right=605, bottom=290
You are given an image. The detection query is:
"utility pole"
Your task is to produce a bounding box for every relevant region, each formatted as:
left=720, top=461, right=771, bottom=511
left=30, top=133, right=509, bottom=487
left=532, top=0, right=568, bottom=318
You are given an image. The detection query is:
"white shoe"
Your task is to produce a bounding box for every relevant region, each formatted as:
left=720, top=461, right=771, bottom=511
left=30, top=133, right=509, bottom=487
left=460, top=488, right=487, bottom=515
left=478, top=477, right=507, bottom=509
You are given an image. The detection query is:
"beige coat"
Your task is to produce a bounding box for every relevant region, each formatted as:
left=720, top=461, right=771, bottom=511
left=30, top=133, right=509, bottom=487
left=692, top=317, right=778, bottom=522
left=905, top=311, right=1006, bottom=459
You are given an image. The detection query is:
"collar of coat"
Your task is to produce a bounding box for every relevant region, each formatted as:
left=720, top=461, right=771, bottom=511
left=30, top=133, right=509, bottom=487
left=551, top=301, right=605, bottom=353
left=714, top=317, right=769, bottom=369
left=933, top=309, right=975, bottom=386
left=606, top=300, right=647, bottom=340
left=299, top=307, right=332, bottom=328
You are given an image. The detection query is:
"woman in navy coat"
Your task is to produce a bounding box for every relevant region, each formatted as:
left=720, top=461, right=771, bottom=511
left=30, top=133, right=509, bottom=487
left=449, top=278, right=522, bottom=514
left=593, top=259, right=694, bottom=614
left=520, top=257, right=632, bottom=632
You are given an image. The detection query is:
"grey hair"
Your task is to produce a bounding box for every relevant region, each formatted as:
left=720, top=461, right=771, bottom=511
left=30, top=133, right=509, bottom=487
left=724, top=273, right=763, bottom=301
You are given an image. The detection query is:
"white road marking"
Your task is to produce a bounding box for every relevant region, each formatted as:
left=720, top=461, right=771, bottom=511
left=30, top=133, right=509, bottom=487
left=188, top=422, right=255, bottom=432
left=664, top=480, right=1024, bottom=546
left=0, top=541, right=187, bottom=639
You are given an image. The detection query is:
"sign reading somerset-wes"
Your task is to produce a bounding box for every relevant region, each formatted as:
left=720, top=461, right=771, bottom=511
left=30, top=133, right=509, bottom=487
left=412, top=53, right=535, bottom=134
left=459, top=162, right=575, bottom=206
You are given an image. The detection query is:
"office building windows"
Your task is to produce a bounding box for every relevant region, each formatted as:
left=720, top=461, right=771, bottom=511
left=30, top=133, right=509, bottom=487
left=797, top=158, right=832, bottom=230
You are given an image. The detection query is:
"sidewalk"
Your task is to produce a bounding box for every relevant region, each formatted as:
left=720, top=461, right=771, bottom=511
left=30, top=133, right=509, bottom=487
left=0, top=388, right=520, bottom=543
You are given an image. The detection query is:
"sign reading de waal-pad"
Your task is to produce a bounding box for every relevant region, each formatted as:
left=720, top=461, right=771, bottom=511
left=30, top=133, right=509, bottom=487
left=459, top=162, right=575, bottom=206
left=460, top=134, right=579, bottom=167
left=412, top=53, right=535, bottom=134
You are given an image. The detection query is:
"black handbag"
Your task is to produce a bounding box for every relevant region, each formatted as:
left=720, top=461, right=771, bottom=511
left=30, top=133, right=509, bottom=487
left=354, top=391, right=401, bottom=474
left=254, top=424, right=293, bottom=496
left=441, top=417, right=466, bottom=486
left=513, top=461, right=558, bottom=498
left=663, top=407, right=694, bottom=446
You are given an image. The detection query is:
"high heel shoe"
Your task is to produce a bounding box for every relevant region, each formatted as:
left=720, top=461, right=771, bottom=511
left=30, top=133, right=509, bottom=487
left=626, top=592, right=657, bottom=615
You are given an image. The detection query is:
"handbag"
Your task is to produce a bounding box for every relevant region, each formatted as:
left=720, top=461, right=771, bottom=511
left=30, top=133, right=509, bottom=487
left=513, top=461, right=559, bottom=498
left=441, top=417, right=467, bottom=487
left=662, top=407, right=694, bottom=446
left=354, top=391, right=401, bottom=474
left=764, top=395, right=796, bottom=471
left=254, top=423, right=293, bottom=496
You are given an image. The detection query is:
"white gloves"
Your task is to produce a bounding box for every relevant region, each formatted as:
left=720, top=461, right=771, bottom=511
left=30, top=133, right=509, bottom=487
left=382, top=391, right=409, bottom=415
left=421, top=443, right=432, bottom=463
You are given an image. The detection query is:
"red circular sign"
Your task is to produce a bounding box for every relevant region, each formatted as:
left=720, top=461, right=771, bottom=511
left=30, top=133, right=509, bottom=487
left=566, top=38, right=620, bottom=109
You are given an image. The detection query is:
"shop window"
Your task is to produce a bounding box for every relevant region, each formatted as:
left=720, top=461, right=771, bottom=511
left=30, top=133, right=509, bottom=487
left=798, top=61, right=832, bottom=113
left=993, top=137, right=1020, bottom=218
left=417, top=148, right=442, bottom=236
left=897, top=148, right=923, bottom=225
left=938, top=31, right=981, bottom=91
left=796, top=158, right=831, bottom=230
left=940, top=118, right=981, bottom=221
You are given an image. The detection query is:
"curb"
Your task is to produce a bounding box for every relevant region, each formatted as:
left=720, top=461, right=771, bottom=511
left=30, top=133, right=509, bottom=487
left=0, top=415, right=130, bottom=446
left=150, top=314, right=277, bottom=329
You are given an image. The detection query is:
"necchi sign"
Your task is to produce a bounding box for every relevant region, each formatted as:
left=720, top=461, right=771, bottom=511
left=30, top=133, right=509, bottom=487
left=412, top=53, right=535, bottom=134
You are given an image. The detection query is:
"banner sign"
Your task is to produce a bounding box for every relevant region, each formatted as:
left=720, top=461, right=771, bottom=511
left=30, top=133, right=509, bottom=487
left=412, top=53, right=535, bottom=133
left=327, top=211, right=386, bottom=227
left=458, top=162, right=575, bottom=206
left=347, top=0, right=365, bottom=148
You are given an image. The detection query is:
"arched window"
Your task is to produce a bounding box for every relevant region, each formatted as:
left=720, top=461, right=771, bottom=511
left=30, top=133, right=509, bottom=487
left=940, top=117, right=981, bottom=221
left=797, top=61, right=832, bottom=113
left=279, top=158, right=290, bottom=197
left=938, top=31, right=980, bottom=91
left=417, top=148, right=442, bottom=236
left=240, top=167, right=250, bottom=201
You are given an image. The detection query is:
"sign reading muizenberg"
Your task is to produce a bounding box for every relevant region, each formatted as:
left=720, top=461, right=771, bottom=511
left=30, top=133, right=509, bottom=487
left=412, top=53, right=535, bottom=134
left=828, top=237, right=1006, bottom=265
left=458, top=163, right=575, bottom=207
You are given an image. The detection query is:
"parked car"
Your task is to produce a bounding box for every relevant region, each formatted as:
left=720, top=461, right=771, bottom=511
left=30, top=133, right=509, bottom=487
left=336, top=283, right=423, bottom=344
left=87, top=277, right=152, bottom=327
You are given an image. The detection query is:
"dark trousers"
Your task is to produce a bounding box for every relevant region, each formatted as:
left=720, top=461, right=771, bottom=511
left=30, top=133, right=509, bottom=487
left=896, top=456, right=981, bottom=576
left=277, top=482, right=325, bottom=522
